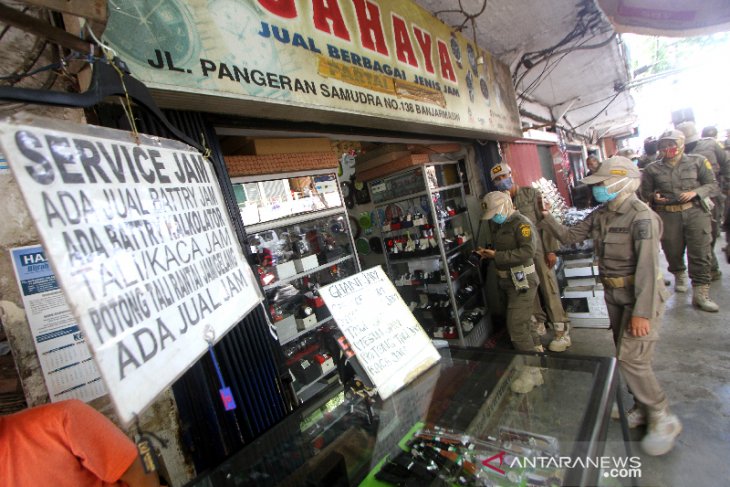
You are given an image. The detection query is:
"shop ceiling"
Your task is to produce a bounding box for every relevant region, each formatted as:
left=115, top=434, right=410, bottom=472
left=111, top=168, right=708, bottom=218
left=415, top=0, right=637, bottom=141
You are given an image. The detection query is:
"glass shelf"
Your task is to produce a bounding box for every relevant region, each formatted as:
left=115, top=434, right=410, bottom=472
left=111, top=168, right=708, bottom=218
left=279, top=317, right=333, bottom=346
left=263, top=255, right=354, bottom=291
left=431, top=183, right=463, bottom=193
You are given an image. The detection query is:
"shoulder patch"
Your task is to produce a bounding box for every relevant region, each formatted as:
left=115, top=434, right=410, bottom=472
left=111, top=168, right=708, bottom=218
left=705, top=159, right=713, bottom=171
left=633, top=219, right=652, bottom=240
left=519, top=223, right=532, bottom=238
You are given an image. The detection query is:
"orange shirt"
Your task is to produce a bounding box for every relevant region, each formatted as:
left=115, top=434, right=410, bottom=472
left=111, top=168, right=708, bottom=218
left=0, top=399, right=138, bottom=487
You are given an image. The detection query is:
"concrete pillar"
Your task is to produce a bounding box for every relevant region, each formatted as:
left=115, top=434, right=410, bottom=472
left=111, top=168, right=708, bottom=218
left=0, top=4, right=193, bottom=484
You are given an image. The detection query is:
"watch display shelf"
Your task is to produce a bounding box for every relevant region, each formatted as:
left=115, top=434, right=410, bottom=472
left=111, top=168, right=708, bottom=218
left=369, top=162, right=488, bottom=347
left=232, top=170, right=361, bottom=402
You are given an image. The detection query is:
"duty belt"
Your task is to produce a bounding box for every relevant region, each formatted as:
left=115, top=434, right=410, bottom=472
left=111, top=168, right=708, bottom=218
left=657, top=202, right=693, bottom=212
left=601, top=275, right=635, bottom=288
left=497, top=263, right=536, bottom=279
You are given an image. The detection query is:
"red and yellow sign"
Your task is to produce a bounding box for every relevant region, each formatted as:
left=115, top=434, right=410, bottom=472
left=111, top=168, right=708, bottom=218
left=104, top=0, right=521, bottom=138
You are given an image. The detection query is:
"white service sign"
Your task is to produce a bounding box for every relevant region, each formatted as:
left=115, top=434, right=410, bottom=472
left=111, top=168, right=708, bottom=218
left=0, top=115, right=263, bottom=423
left=320, top=266, right=439, bottom=399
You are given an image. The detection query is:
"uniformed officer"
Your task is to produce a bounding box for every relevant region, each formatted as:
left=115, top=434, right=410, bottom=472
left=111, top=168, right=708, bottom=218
left=477, top=191, right=542, bottom=393
left=640, top=129, right=719, bottom=312
left=676, top=121, right=729, bottom=280
left=586, top=155, right=601, bottom=175
left=638, top=137, right=658, bottom=169
left=489, top=163, right=571, bottom=353
left=617, top=148, right=639, bottom=165
left=540, top=156, right=682, bottom=456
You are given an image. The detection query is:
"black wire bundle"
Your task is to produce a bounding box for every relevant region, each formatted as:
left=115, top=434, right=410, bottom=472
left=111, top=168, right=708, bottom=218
left=0, top=7, right=62, bottom=91
left=513, top=0, right=616, bottom=106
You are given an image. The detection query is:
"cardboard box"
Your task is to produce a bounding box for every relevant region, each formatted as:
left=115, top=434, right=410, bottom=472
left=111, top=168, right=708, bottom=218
left=357, top=148, right=412, bottom=172
left=275, top=261, right=296, bottom=280
left=294, top=254, right=319, bottom=272
left=225, top=152, right=338, bottom=176
left=563, top=259, right=599, bottom=278
left=291, top=358, right=322, bottom=385
left=566, top=276, right=598, bottom=287
left=275, top=315, right=298, bottom=344
left=242, top=138, right=332, bottom=155
left=562, top=284, right=609, bottom=328
left=410, top=143, right=463, bottom=154
left=357, top=153, right=430, bottom=181
left=296, top=313, right=318, bottom=331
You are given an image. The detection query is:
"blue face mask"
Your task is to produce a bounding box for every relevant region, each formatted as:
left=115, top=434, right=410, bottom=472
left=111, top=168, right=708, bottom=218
left=494, top=177, right=513, bottom=191
left=492, top=213, right=507, bottom=224
left=592, top=185, right=619, bottom=203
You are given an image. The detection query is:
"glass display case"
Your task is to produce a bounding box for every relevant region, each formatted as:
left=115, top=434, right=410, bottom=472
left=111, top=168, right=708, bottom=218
left=368, top=162, right=488, bottom=347
left=185, top=348, right=618, bottom=487
left=232, top=170, right=361, bottom=402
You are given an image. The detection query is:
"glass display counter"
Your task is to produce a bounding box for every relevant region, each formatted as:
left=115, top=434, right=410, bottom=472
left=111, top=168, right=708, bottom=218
left=185, top=348, right=617, bottom=487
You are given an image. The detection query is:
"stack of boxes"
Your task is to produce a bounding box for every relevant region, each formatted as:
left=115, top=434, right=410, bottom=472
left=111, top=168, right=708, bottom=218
left=561, top=257, right=610, bottom=328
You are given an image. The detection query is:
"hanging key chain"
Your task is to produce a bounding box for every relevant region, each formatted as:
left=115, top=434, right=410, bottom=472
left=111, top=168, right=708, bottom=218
left=205, top=326, right=237, bottom=411
left=133, top=415, right=168, bottom=475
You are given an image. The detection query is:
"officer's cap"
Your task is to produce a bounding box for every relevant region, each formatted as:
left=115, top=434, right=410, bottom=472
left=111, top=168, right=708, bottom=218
left=616, top=148, right=637, bottom=159
left=481, top=191, right=511, bottom=220
left=659, top=129, right=686, bottom=145
left=581, top=156, right=640, bottom=185
left=676, top=122, right=699, bottom=143
left=489, top=163, right=512, bottom=181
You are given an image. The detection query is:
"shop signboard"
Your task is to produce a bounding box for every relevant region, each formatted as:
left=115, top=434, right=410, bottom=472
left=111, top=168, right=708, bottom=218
left=0, top=115, right=263, bottom=423
left=103, top=0, right=521, bottom=138
left=319, top=265, right=440, bottom=400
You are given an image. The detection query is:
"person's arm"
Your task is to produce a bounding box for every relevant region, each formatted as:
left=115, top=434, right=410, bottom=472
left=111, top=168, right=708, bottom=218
left=628, top=211, right=664, bottom=337
left=538, top=211, right=594, bottom=246
left=639, top=166, right=656, bottom=202
left=494, top=220, right=536, bottom=267
left=686, top=157, right=718, bottom=200
left=62, top=400, right=161, bottom=487
left=533, top=190, right=560, bottom=254
left=716, top=144, right=730, bottom=192
left=119, top=457, right=161, bottom=487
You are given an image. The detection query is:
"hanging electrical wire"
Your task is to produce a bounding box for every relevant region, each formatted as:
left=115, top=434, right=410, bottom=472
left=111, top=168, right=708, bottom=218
left=571, top=91, right=622, bottom=129
left=518, top=31, right=617, bottom=109
left=0, top=7, right=60, bottom=90
left=432, top=0, right=488, bottom=34
left=512, top=0, right=612, bottom=91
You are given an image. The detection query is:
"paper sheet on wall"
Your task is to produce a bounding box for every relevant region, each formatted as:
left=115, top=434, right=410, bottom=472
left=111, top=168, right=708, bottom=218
left=9, top=245, right=107, bottom=403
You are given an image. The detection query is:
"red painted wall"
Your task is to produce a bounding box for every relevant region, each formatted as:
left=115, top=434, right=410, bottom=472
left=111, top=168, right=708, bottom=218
left=503, top=142, right=543, bottom=185
left=602, top=138, right=618, bottom=158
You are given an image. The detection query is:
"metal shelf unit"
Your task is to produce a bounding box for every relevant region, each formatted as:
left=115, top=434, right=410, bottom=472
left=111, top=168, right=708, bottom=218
left=369, top=162, right=489, bottom=347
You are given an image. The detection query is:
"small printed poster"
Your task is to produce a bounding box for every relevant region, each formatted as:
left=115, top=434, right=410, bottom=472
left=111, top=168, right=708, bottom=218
left=10, top=245, right=106, bottom=403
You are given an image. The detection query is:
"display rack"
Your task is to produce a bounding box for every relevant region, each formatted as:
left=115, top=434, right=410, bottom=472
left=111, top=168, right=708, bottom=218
left=231, top=169, right=361, bottom=402
left=368, top=162, right=488, bottom=347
